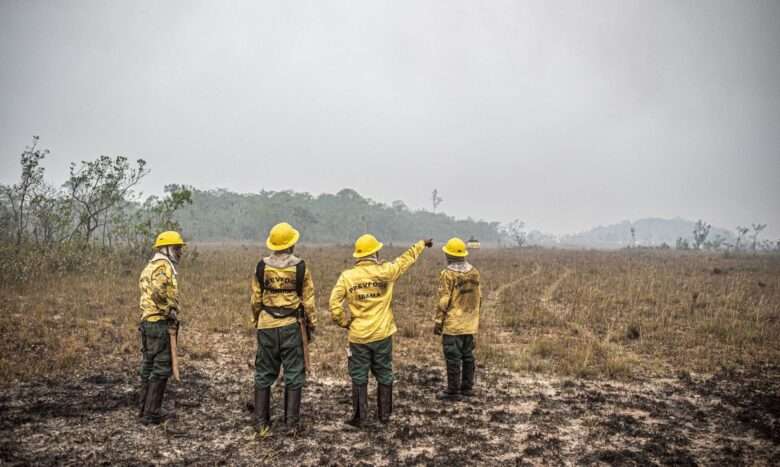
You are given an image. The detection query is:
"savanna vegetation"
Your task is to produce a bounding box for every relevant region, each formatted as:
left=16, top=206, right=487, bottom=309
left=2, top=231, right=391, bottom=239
left=1, top=245, right=779, bottom=465
left=1, top=139, right=779, bottom=464
left=2, top=245, right=777, bottom=383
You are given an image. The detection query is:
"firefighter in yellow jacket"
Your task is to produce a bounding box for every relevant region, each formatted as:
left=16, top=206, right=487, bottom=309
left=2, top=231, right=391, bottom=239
left=250, top=222, right=317, bottom=435
left=434, top=237, right=482, bottom=401
left=137, top=231, right=185, bottom=424
left=330, top=234, right=432, bottom=427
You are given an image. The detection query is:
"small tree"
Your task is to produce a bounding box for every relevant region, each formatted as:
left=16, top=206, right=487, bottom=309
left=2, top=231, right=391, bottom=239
left=65, top=156, right=148, bottom=243
left=431, top=189, right=443, bottom=212
left=750, top=223, right=767, bottom=252
left=735, top=226, right=749, bottom=251
left=705, top=234, right=727, bottom=251
left=692, top=220, right=711, bottom=250
left=28, top=184, right=72, bottom=245
left=630, top=226, right=636, bottom=247
left=0, top=137, right=48, bottom=245
left=676, top=237, right=690, bottom=250
left=502, top=219, right=527, bottom=247
left=116, top=184, right=193, bottom=254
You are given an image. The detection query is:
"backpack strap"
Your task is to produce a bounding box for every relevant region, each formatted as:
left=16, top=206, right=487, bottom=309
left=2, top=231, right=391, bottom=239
left=255, top=260, right=266, bottom=295
left=295, top=260, right=306, bottom=298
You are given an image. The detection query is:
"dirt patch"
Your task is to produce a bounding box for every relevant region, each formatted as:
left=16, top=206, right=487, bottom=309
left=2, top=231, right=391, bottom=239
left=1, top=358, right=779, bottom=466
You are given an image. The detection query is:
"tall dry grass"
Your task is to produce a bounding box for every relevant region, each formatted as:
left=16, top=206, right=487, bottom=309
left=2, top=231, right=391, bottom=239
left=0, top=245, right=778, bottom=385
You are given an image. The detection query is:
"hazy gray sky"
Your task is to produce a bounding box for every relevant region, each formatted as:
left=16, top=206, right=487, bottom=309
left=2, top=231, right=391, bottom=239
left=1, top=0, right=779, bottom=236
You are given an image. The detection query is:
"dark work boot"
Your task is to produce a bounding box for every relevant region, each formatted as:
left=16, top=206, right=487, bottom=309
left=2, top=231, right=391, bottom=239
left=461, top=361, right=475, bottom=397
left=284, top=386, right=302, bottom=435
left=437, top=362, right=462, bottom=401
left=377, top=383, right=393, bottom=424
left=138, top=380, right=149, bottom=418
left=142, top=378, right=168, bottom=425
left=345, top=383, right=368, bottom=429
left=254, top=386, right=271, bottom=433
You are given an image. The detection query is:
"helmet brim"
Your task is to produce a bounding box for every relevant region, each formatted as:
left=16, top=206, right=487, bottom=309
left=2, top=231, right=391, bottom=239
left=154, top=231, right=186, bottom=248
left=266, top=229, right=300, bottom=251
left=442, top=245, right=468, bottom=257
left=353, top=242, right=383, bottom=258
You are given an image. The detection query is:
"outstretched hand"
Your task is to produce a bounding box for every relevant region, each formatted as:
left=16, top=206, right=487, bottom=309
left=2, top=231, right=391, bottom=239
left=433, top=322, right=443, bottom=335
left=424, top=238, right=434, bottom=248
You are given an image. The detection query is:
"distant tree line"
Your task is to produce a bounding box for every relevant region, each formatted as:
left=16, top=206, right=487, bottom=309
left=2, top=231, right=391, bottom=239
left=674, top=220, right=775, bottom=253
left=175, top=188, right=502, bottom=245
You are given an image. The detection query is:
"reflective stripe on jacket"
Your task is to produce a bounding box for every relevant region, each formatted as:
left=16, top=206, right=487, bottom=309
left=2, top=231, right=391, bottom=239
left=434, top=264, right=482, bottom=335
left=139, top=254, right=179, bottom=322
left=329, top=241, right=425, bottom=344
left=251, top=254, right=317, bottom=330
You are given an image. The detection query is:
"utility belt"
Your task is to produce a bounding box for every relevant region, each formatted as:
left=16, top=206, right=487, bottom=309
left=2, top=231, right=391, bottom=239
left=141, top=312, right=174, bottom=322
left=261, top=304, right=312, bottom=341
left=261, top=304, right=304, bottom=320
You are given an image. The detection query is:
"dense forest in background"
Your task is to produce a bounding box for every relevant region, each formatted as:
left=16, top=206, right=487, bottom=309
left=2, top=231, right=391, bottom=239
left=175, top=189, right=780, bottom=252
left=175, top=188, right=502, bottom=245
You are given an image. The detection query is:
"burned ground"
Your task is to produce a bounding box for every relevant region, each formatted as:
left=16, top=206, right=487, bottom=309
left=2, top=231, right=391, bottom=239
left=2, top=248, right=779, bottom=465
left=1, top=358, right=778, bottom=466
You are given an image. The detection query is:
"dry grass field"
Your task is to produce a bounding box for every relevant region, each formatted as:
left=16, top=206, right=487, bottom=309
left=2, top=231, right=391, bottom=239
left=1, top=245, right=779, bottom=465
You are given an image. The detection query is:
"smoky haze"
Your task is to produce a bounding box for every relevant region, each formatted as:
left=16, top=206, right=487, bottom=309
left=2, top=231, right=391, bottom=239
left=1, top=0, right=778, bottom=237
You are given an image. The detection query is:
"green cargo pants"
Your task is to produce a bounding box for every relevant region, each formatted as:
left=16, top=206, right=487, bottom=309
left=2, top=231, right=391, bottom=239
left=139, top=320, right=173, bottom=382
left=348, top=336, right=393, bottom=386
left=442, top=334, right=475, bottom=367
left=255, top=323, right=305, bottom=390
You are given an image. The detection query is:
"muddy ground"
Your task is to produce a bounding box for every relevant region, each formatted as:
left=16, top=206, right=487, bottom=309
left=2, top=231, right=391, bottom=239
left=1, top=357, right=778, bottom=467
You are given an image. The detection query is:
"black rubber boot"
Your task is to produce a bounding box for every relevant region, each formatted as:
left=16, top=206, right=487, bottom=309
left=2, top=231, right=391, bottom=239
left=138, top=380, right=149, bottom=418
left=437, top=362, right=462, bottom=401
left=377, top=383, right=393, bottom=424
left=284, top=387, right=302, bottom=435
left=142, top=378, right=168, bottom=425
left=461, top=361, right=475, bottom=397
left=345, top=383, right=368, bottom=429
left=254, top=386, right=271, bottom=433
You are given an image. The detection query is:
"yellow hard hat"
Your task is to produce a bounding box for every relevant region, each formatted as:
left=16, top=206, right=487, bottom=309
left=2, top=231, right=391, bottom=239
left=154, top=231, right=186, bottom=248
left=353, top=233, right=383, bottom=258
left=266, top=222, right=300, bottom=251
left=442, top=237, right=468, bottom=257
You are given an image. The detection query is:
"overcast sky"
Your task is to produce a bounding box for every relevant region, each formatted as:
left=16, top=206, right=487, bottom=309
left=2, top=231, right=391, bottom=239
left=1, top=0, right=778, bottom=236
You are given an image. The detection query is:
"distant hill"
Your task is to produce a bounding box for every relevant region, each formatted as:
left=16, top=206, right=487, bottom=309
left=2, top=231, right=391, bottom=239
left=559, top=217, right=735, bottom=248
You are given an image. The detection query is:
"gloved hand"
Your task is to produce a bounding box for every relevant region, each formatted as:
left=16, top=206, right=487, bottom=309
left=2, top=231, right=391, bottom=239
left=433, top=322, right=443, bottom=335
left=424, top=238, right=434, bottom=248
left=168, top=309, right=180, bottom=332
left=307, top=326, right=316, bottom=343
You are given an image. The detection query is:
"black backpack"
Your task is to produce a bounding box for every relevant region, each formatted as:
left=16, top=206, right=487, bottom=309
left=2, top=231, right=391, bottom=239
left=255, top=260, right=306, bottom=319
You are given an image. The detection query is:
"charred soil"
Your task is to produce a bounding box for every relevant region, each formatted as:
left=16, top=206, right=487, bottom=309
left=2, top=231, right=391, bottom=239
left=1, top=360, right=778, bottom=466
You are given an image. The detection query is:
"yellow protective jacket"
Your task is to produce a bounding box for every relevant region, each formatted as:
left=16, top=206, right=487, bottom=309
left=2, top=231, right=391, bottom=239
left=434, top=262, right=482, bottom=335
left=329, top=241, right=425, bottom=344
left=251, top=253, right=317, bottom=330
left=139, top=253, right=179, bottom=322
